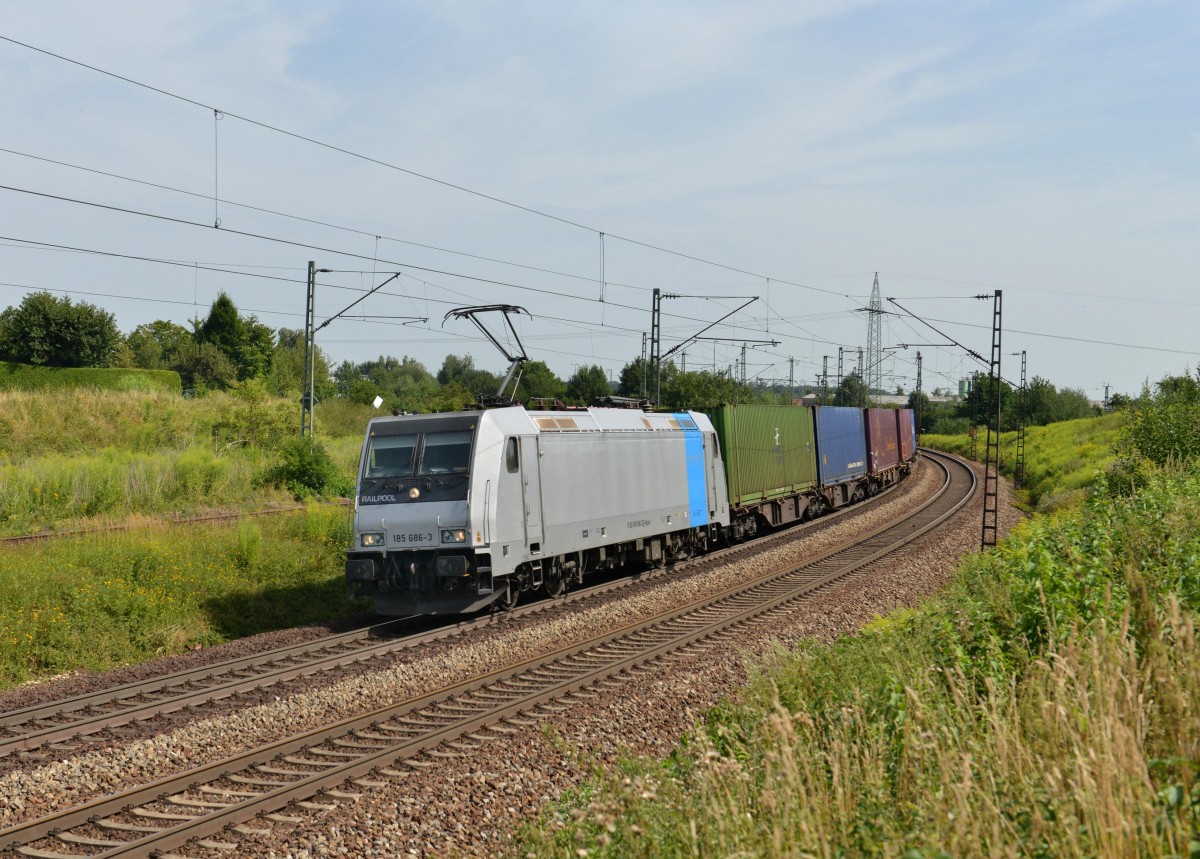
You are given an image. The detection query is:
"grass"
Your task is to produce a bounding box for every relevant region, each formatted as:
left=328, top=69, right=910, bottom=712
left=0, top=388, right=383, bottom=686
left=923, top=412, right=1123, bottom=511
left=0, top=388, right=375, bottom=536
left=512, top=466, right=1200, bottom=858
left=0, top=505, right=364, bottom=687
left=0, top=447, right=295, bottom=537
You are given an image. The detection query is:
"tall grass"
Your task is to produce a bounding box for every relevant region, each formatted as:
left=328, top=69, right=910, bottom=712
left=0, top=388, right=372, bottom=535
left=0, top=447, right=297, bottom=536
left=0, top=506, right=360, bottom=687
left=0, top=389, right=210, bottom=457
left=0, top=387, right=376, bottom=460
left=924, top=413, right=1122, bottom=511
left=514, top=468, right=1200, bottom=858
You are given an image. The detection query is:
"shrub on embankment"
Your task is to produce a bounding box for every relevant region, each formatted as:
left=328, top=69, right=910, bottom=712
left=514, top=465, right=1200, bottom=858
left=0, top=386, right=369, bottom=535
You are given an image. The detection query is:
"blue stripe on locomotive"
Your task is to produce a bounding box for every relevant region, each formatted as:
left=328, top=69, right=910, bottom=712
left=675, top=413, right=709, bottom=527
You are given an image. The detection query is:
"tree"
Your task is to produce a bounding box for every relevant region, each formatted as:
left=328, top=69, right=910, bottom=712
left=617, top=357, right=650, bottom=398
left=437, top=354, right=499, bottom=397
left=565, top=365, right=610, bottom=404
left=1118, top=369, right=1200, bottom=469
left=906, top=391, right=931, bottom=432
left=195, top=292, right=274, bottom=381
left=617, top=356, right=679, bottom=401
left=834, top=371, right=869, bottom=408
left=1023, top=376, right=1093, bottom=426
left=514, top=360, right=565, bottom=402
left=196, top=293, right=243, bottom=357
left=127, top=320, right=193, bottom=370
left=267, top=328, right=333, bottom=398
left=959, top=371, right=1014, bottom=430
left=170, top=342, right=238, bottom=392
left=661, top=369, right=747, bottom=409
left=365, top=355, right=438, bottom=396
left=0, top=291, right=120, bottom=367
left=237, top=317, right=275, bottom=381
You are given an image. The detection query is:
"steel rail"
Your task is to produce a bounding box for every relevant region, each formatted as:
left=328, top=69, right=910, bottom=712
left=1, top=451, right=973, bottom=859
left=0, top=503, right=348, bottom=547
left=0, top=458, right=915, bottom=759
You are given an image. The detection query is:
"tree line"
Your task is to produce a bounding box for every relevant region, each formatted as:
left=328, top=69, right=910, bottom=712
left=905, top=370, right=1100, bottom=435
left=0, top=291, right=769, bottom=409
left=0, top=290, right=1128, bottom=425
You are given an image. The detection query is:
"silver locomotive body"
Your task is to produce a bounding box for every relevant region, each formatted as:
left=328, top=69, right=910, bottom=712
left=345, top=406, right=730, bottom=615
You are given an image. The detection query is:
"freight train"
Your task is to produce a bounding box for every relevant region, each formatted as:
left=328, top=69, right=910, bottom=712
left=345, top=403, right=918, bottom=616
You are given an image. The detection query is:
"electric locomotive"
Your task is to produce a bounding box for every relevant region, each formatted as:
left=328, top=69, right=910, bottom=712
left=345, top=405, right=731, bottom=615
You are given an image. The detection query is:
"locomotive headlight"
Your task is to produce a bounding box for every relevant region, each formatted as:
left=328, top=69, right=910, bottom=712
left=440, top=528, right=467, bottom=544
left=360, top=532, right=385, bottom=547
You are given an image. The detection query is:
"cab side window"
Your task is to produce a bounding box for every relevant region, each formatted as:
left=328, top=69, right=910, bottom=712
left=505, top=437, right=519, bottom=473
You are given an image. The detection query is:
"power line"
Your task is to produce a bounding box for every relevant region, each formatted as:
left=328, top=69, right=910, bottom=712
left=0, top=232, right=715, bottom=359
left=0, top=235, right=307, bottom=286
left=0, top=145, right=660, bottom=294
left=0, top=33, right=852, bottom=300
left=881, top=270, right=1200, bottom=310
left=918, top=314, right=1200, bottom=358
left=0, top=183, right=796, bottom=341
left=0, top=276, right=652, bottom=371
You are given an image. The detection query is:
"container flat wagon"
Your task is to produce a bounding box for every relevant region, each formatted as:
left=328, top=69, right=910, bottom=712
left=864, top=407, right=903, bottom=492
left=814, top=405, right=869, bottom=507
left=896, top=407, right=917, bottom=461
left=703, top=404, right=820, bottom=538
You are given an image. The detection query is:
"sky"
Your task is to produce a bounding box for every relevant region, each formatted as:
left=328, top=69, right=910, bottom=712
left=0, top=0, right=1197, bottom=400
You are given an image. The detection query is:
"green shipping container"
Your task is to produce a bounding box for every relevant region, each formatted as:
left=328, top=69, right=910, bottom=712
left=703, top=404, right=818, bottom=507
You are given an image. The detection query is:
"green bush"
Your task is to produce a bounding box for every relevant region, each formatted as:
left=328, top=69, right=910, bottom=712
left=258, top=437, right=351, bottom=499
left=0, top=362, right=181, bottom=394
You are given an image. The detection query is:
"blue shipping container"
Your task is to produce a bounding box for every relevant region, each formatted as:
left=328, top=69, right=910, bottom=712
left=815, top=406, right=867, bottom=486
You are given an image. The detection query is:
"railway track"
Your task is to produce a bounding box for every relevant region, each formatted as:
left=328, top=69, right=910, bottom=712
left=0, top=452, right=920, bottom=766
left=0, top=503, right=348, bottom=547
left=0, top=450, right=973, bottom=858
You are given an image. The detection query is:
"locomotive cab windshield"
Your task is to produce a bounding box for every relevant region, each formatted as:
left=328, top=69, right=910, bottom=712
left=364, top=430, right=473, bottom=480
left=358, top=415, right=478, bottom=505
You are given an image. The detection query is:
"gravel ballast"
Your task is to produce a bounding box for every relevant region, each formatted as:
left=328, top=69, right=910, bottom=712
left=5, top=457, right=1011, bottom=857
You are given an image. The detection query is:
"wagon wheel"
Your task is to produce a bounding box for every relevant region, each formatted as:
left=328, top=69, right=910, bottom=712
left=543, top=568, right=567, bottom=598
left=495, top=578, right=519, bottom=612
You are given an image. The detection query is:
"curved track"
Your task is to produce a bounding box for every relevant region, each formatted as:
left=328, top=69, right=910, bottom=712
left=0, top=452, right=918, bottom=763
left=1, top=450, right=974, bottom=859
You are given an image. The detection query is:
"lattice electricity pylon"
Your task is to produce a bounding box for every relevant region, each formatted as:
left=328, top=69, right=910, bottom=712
left=443, top=305, right=531, bottom=405
left=866, top=273, right=883, bottom=405
left=981, top=291, right=1003, bottom=549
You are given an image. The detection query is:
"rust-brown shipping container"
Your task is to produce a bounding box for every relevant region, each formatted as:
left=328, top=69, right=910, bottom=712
left=864, top=408, right=899, bottom=474
left=896, top=407, right=916, bottom=461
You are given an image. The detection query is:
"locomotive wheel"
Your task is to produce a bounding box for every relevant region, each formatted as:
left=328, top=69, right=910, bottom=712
left=495, top=579, right=519, bottom=612
left=543, top=569, right=567, bottom=598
